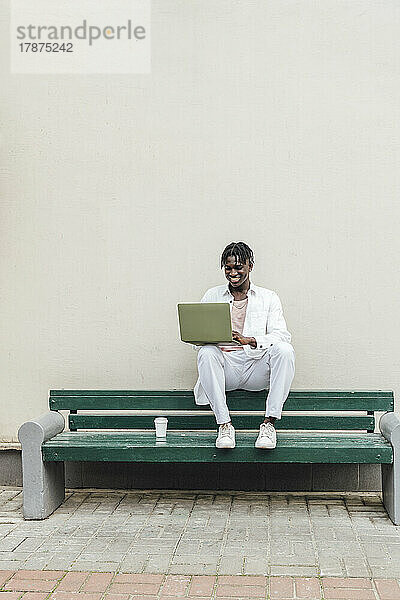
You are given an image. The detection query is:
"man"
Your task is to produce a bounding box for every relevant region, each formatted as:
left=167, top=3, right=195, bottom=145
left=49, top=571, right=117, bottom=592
left=194, top=242, right=295, bottom=449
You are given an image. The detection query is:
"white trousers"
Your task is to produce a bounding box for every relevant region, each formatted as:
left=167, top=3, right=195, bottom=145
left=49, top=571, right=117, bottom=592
left=195, top=342, right=295, bottom=425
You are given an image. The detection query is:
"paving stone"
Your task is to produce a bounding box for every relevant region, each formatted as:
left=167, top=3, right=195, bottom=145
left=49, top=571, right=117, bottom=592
left=80, top=572, right=114, bottom=592
left=269, top=576, right=293, bottom=598
left=0, top=541, right=26, bottom=555
left=55, top=571, right=90, bottom=591
left=42, top=556, right=80, bottom=571
left=216, top=583, right=266, bottom=597
left=318, top=562, right=344, bottom=577
left=160, top=574, right=190, bottom=596
left=20, top=557, right=55, bottom=571
left=270, top=554, right=316, bottom=566
left=0, top=554, right=32, bottom=565
left=243, top=558, right=268, bottom=575
left=51, top=593, right=103, bottom=600
left=342, top=559, right=370, bottom=578
left=13, top=539, right=44, bottom=553
left=322, top=578, right=373, bottom=589
left=11, top=571, right=64, bottom=580
left=188, top=575, right=216, bottom=596
left=218, top=555, right=244, bottom=575
left=171, top=555, right=217, bottom=567
left=108, top=581, right=161, bottom=595
left=323, top=588, right=375, bottom=599
left=119, top=560, right=147, bottom=573
left=294, top=577, right=321, bottom=599
left=374, top=579, right=400, bottom=600
left=143, top=555, right=172, bottom=573
left=4, top=579, right=57, bottom=593
left=18, top=594, right=49, bottom=600
left=270, top=565, right=318, bottom=576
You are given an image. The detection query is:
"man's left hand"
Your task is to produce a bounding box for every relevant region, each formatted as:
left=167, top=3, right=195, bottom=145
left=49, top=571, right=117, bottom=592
left=232, top=330, right=257, bottom=348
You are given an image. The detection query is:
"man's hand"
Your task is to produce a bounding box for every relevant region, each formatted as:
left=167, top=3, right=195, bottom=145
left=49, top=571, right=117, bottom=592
left=232, top=330, right=257, bottom=348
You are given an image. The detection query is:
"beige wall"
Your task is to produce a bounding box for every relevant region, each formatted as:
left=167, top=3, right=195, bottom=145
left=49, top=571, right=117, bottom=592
left=1, top=1, right=399, bottom=441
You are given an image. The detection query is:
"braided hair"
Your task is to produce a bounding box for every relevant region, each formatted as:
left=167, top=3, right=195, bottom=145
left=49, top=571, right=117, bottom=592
left=220, top=242, right=254, bottom=269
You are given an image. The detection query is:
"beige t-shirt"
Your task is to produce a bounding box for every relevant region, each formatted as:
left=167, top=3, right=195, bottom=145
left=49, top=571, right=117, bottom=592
left=220, top=298, right=248, bottom=352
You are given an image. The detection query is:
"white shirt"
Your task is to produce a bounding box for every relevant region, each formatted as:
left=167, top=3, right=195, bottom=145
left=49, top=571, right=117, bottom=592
left=199, top=281, right=292, bottom=359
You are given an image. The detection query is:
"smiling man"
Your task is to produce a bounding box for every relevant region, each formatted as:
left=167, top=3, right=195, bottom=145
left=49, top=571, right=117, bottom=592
left=194, top=241, right=295, bottom=449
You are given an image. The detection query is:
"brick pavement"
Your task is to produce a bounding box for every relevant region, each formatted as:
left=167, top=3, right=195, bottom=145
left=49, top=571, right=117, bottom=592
left=1, top=487, right=400, bottom=594
left=1, top=571, right=400, bottom=599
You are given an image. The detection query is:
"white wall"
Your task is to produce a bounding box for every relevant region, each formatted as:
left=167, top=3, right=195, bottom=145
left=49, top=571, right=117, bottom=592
left=1, top=0, right=399, bottom=441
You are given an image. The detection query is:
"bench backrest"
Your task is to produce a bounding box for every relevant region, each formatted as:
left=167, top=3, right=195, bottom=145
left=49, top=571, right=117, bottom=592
left=49, top=390, right=394, bottom=433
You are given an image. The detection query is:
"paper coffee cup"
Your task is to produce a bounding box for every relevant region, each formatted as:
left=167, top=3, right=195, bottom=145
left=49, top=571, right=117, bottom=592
left=154, top=417, right=168, bottom=438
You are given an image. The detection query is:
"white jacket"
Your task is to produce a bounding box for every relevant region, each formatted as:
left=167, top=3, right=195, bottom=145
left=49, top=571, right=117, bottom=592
left=193, top=282, right=292, bottom=405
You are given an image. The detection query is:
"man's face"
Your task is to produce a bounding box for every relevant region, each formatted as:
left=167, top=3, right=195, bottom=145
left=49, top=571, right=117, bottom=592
left=223, top=255, right=252, bottom=288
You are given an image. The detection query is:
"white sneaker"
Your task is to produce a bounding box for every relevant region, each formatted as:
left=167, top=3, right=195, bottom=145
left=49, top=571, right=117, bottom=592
left=216, top=423, right=236, bottom=449
left=255, top=422, right=277, bottom=449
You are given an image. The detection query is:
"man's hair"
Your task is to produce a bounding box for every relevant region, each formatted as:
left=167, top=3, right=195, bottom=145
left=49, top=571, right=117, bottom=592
left=220, top=242, right=254, bottom=269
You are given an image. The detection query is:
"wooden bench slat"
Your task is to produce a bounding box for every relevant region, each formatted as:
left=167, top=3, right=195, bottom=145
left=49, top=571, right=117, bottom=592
left=50, top=390, right=394, bottom=398
left=69, top=414, right=376, bottom=431
left=42, top=431, right=393, bottom=464
left=49, top=390, right=394, bottom=411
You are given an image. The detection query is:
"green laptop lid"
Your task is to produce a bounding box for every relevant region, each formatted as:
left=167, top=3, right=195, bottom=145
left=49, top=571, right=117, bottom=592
left=177, top=303, right=233, bottom=344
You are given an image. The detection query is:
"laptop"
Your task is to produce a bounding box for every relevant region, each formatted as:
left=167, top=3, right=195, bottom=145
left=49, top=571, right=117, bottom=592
left=177, top=302, right=240, bottom=345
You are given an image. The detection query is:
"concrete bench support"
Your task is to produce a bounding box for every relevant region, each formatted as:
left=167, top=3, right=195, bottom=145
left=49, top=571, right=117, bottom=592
left=18, top=412, right=65, bottom=520
left=380, top=411, right=400, bottom=525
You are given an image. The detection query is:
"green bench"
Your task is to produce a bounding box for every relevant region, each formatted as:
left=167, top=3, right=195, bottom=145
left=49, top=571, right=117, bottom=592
left=18, top=389, right=400, bottom=523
